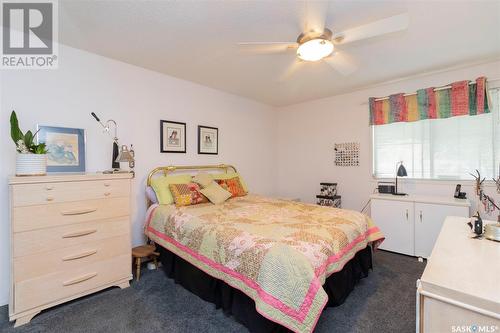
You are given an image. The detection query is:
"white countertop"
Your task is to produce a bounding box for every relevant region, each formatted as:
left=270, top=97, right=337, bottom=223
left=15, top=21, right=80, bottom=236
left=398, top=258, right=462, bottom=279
left=370, top=193, right=471, bottom=207
left=420, top=217, right=500, bottom=315
left=9, top=172, right=133, bottom=184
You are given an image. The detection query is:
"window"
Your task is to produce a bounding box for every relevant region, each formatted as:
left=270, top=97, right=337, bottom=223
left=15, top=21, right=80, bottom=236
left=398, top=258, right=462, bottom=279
left=372, top=88, right=500, bottom=180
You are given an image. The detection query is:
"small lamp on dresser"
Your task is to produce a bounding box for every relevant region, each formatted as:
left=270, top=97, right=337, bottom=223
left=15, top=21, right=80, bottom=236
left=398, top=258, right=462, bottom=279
left=393, top=161, right=407, bottom=196
left=115, top=144, right=135, bottom=177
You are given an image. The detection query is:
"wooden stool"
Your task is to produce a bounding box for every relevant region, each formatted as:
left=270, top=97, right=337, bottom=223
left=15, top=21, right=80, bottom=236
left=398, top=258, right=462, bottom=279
left=132, top=244, right=159, bottom=281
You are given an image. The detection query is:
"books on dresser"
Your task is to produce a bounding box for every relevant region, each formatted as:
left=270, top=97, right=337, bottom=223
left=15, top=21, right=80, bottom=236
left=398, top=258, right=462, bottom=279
left=8, top=173, right=133, bottom=327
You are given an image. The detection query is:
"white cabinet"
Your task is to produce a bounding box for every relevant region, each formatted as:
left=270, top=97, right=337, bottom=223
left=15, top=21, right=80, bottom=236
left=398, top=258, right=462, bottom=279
left=370, top=194, right=470, bottom=258
left=414, top=203, right=469, bottom=258
left=371, top=199, right=414, bottom=256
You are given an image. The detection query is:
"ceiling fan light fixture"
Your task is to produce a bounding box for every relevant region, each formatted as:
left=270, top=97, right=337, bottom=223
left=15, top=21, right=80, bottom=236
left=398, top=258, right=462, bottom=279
left=296, top=38, right=334, bottom=62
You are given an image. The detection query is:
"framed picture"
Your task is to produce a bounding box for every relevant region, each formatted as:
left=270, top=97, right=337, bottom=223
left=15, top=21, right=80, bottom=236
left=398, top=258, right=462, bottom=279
left=198, top=125, right=218, bottom=155
left=36, top=126, right=86, bottom=173
left=160, top=120, right=186, bottom=153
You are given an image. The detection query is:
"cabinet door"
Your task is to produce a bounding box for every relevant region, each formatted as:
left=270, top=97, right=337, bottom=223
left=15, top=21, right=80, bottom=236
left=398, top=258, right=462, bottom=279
left=371, top=199, right=414, bottom=255
left=414, top=203, right=469, bottom=258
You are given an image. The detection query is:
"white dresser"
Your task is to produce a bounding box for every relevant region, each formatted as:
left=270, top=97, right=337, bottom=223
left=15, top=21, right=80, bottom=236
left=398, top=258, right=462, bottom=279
left=370, top=194, right=470, bottom=258
left=417, top=217, right=500, bottom=332
left=9, top=173, right=133, bottom=326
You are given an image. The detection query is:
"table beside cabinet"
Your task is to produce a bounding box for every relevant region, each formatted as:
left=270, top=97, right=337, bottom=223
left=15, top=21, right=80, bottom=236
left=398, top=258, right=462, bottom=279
left=370, top=194, right=470, bottom=258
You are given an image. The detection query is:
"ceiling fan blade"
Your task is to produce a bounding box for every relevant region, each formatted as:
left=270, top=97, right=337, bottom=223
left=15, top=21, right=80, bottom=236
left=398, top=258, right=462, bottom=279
left=238, top=42, right=298, bottom=54
left=277, top=59, right=303, bottom=82
left=300, top=1, right=329, bottom=33
left=323, top=52, right=357, bottom=76
left=332, top=13, right=409, bottom=45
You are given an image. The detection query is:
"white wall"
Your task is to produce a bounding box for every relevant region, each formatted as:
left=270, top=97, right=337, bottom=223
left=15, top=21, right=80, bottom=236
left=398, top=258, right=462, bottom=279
left=275, top=60, right=500, bottom=217
left=0, top=44, right=278, bottom=306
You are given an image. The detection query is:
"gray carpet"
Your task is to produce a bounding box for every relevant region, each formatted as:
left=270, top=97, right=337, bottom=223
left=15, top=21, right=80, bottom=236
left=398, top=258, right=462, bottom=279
left=0, top=250, right=425, bottom=333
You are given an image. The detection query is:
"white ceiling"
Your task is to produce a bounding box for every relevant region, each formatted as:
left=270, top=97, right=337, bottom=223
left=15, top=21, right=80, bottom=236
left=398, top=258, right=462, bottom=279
left=59, top=1, right=500, bottom=106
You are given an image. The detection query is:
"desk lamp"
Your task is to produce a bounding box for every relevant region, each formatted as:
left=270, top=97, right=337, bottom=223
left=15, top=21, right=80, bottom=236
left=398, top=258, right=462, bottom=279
left=393, top=161, right=407, bottom=196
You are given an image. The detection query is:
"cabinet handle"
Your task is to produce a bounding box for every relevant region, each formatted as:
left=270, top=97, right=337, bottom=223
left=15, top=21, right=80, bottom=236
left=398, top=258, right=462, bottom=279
left=62, top=249, right=97, bottom=261
left=62, top=229, right=97, bottom=238
left=104, top=183, right=111, bottom=187
left=45, top=186, right=54, bottom=190
left=419, top=211, right=423, bottom=222
left=405, top=209, right=409, bottom=220
left=60, top=208, right=97, bottom=216
left=63, top=272, right=97, bottom=286
left=46, top=196, right=54, bottom=202
left=104, top=192, right=111, bottom=196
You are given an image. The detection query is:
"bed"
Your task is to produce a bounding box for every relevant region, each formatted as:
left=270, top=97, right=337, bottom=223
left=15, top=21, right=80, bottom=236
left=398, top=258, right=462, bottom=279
left=144, top=165, right=384, bottom=333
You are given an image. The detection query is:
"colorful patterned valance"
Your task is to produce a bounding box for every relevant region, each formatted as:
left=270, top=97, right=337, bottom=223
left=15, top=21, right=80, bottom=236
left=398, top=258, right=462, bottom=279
left=369, top=77, right=490, bottom=125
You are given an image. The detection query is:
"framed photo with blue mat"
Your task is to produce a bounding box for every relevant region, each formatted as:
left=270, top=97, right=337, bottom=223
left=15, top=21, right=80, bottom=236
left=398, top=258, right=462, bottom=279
left=36, top=126, right=86, bottom=172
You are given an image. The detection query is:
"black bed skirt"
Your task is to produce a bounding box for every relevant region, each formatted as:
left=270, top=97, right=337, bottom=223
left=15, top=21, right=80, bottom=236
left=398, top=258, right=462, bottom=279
left=158, top=246, right=372, bottom=333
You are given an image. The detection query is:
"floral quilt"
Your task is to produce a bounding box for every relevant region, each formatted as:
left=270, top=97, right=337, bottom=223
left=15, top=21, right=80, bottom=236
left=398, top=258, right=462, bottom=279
left=145, top=195, right=384, bottom=333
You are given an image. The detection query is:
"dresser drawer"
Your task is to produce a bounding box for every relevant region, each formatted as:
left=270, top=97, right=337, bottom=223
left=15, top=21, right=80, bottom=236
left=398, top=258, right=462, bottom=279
left=14, top=235, right=130, bottom=282
left=12, top=197, right=130, bottom=232
left=15, top=254, right=130, bottom=313
left=12, top=179, right=130, bottom=207
left=13, top=218, right=129, bottom=258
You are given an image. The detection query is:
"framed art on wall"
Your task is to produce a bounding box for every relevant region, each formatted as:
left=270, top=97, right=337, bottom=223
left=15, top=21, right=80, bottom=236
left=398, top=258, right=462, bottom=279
left=36, top=126, right=86, bottom=172
left=334, top=142, right=359, bottom=167
left=198, top=125, right=218, bottom=155
left=160, top=120, right=186, bottom=153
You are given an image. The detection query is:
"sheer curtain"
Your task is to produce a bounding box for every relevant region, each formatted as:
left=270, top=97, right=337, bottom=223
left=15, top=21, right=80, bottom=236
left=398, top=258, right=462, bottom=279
left=373, top=88, right=500, bottom=179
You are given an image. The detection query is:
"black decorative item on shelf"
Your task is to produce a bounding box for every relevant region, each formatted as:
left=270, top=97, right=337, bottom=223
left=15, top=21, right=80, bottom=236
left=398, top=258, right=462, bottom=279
left=317, top=183, right=341, bottom=208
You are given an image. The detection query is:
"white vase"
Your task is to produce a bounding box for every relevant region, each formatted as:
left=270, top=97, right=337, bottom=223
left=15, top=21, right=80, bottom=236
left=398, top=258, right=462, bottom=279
left=16, top=154, right=47, bottom=176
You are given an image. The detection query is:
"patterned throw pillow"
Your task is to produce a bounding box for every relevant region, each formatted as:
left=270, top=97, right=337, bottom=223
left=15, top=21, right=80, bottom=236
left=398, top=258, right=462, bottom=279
left=151, top=174, right=192, bottom=205
left=213, top=172, right=248, bottom=192
left=215, top=177, right=247, bottom=198
left=169, top=183, right=209, bottom=207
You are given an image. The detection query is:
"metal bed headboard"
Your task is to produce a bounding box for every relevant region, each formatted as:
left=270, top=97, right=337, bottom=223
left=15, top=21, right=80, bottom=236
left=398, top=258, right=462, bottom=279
left=146, top=164, right=238, bottom=187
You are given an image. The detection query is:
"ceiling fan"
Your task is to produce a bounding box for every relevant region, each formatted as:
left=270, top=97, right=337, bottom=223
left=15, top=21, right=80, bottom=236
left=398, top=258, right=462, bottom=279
left=238, top=7, right=409, bottom=80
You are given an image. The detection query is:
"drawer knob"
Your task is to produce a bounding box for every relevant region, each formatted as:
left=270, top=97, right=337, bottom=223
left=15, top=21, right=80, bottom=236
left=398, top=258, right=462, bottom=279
left=62, top=229, right=97, bottom=238
left=104, top=183, right=111, bottom=187
left=104, top=192, right=111, bottom=196
left=46, top=196, right=54, bottom=202
left=62, top=249, right=98, bottom=261
left=45, top=186, right=54, bottom=190
left=60, top=208, right=97, bottom=216
left=63, top=272, right=97, bottom=286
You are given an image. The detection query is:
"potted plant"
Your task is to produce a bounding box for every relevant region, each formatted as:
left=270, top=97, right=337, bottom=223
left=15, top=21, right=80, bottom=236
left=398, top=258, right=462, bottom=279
left=10, top=111, right=48, bottom=176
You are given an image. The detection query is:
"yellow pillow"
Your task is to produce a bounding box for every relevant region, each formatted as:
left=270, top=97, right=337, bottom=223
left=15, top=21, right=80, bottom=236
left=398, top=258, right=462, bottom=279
left=212, top=172, right=248, bottom=192
left=150, top=174, right=192, bottom=204
left=200, top=182, right=232, bottom=205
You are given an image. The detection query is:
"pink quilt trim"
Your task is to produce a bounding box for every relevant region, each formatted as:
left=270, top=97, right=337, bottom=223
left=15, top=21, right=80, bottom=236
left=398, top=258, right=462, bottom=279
left=315, top=226, right=380, bottom=276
